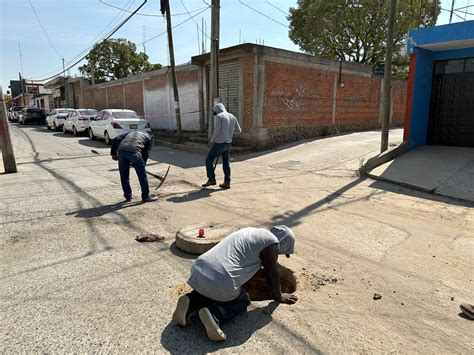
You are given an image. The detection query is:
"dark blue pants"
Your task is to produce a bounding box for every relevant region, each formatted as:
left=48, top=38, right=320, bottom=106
left=205, top=143, right=231, bottom=183
left=118, top=150, right=149, bottom=200
left=186, top=288, right=250, bottom=325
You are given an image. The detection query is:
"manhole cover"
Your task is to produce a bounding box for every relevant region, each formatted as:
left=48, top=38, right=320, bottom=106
left=175, top=223, right=235, bottom=255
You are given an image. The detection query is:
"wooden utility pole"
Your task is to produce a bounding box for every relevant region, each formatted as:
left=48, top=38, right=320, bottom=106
left=161, top=0, right=183, bottom=142
left=208, top=0, right=220, bottom=138
left=90, top=61, right=96, bottom=109
left=0, top=86, right=17, bottom=173
left=380, top=0, right=397, bottom=153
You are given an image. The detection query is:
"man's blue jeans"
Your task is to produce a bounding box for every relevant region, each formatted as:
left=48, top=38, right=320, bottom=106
left=185, top=288, right=250, bottom=325
left=205, top=143, right=231, bottom=183
left=118, top=149, right=149, bottom=200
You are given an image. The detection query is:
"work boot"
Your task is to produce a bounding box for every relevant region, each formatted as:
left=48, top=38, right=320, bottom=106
left=142, top=195, right=159, bottom=203
left=219, top=182, right=230, bottom=189
left=202, top=180, right=216, bottom=187
left=173, top=295, right=190, bottom=327
left=198, top=308, right=226, bottom=341
left=460, top=303, right=474, bottom=320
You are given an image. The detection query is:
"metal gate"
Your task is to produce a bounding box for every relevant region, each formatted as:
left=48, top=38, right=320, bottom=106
left=428, top=58, right=474, bottom=147
left=218, top=60, right=240, bottom=116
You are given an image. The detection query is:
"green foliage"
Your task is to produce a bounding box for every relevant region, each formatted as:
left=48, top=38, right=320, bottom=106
left=79, top=38, right=162, bottom=83
left=288, top=0, right=440, bottom=75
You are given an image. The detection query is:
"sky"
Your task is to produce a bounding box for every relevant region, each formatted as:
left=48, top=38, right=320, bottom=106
left=1, top=0, right=473, bottom=95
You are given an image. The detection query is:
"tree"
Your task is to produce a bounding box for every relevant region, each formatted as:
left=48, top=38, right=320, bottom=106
left=288, top=0, right=440, bottom=76
left=79, top=38, right=161, bottom=83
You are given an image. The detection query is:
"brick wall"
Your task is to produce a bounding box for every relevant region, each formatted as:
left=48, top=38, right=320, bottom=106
left=264, top=61, right=334, bottom=127
left=124, top=81, right=143, bottom=116
left=94, top=88, right=107, bottom=110
left=107, top=84, right=123, bottom=109
left=259, top=59, right=407, bottom=147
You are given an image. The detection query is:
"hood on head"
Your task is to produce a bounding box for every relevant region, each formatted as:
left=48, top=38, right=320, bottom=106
left=213, top=103, right=227, bottom=114
left=269, top=225, right=295, bottom=257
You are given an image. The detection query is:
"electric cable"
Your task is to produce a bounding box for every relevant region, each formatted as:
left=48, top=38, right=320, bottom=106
left=28, top=0, right=136, bottom=80
left=30, top=0, right=149, bottom=82
left=99, top=0, right=209, bottom=17
left=28, top=0, right=63, bottom=59
left=238, top=0, right=288, bottom=28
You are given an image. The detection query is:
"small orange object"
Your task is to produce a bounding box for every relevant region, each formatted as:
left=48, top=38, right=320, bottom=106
left=198, top=228, right=205, bottom=238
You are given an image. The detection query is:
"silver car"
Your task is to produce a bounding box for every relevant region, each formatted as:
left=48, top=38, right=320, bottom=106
left=63, top=109, right=99, bottom=136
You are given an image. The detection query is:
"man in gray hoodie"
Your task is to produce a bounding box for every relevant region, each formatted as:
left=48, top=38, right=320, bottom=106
left=202, top=103, right=241, bottom=189
left=172, top=225, right=298, bottom=341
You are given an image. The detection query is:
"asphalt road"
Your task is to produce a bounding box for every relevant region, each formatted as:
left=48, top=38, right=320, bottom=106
left=1, top=124, right=473, bottom=353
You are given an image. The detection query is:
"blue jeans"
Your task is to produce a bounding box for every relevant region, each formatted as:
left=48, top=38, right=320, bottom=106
left=118, top=150, right=150, bottom=200
left=186, top=288, right=250, bottom=325
left=205, top=143, right=231, bottom=183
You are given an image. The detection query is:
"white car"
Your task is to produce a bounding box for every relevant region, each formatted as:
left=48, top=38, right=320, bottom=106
left=46, top=108, right=74, bottom=131
left=88, top=109, right=151, bottom=145
left=63, top=109, right=99, bottom=136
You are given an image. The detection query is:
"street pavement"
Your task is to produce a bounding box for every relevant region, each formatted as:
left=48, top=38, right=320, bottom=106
left=1, top=124, right=473, bottom=353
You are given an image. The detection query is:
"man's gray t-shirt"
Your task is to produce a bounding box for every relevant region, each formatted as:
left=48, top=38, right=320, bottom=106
left=187, top=227, right=279, bottom=302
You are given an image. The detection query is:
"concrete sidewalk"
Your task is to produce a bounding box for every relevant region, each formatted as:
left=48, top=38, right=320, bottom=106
left=368, top=146, right=474, bottom=202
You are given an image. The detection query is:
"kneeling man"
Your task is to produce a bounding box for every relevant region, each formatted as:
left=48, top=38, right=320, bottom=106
left=172, top=225, right=298, bottom=341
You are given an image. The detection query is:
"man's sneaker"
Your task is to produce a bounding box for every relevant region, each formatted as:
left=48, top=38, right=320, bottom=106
left=460, top=303, right=474, bottom=320
left=219, top=182, right=230, bottom=189
left=202, top=180, right=216, bottom=187
left=142, top=195, right=159, bottom=203
left=125, top=196, right=133, bottom=202
left=198, top=308, right=226, bottom=341
left=172, top=295, right=190, bottom=327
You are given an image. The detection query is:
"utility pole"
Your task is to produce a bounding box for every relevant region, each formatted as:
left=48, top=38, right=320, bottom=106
left=380, top=0, right=397, bottom=153
left=19, top=72, right=26, bottom=107
left=62, top=58, right=66, bottom=77
left=449, top=0, right=455, bottom=23
left=161, top=0, right=183, bottom=142
left=209, top=0, right=220, bottom=138
left=90, top=61, right=96, bottom=109
left=0, top=86, right=18, bottom=173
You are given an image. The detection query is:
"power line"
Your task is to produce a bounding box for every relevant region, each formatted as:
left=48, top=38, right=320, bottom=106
left=238, top=0, right=288, bottom=28
left=28, top=0, right=136, bottom=80
left=99, top=0, right=209, bottom=17
left=179, top=0, right=212, bottom=39
left=28, top=0, right=63, bottom=59
left=30, top=0, right=149, bottom=82
left=28, top=0, right=137, bottom=80
left=265, top=0, right=289, bottom=16
left=137, top=6, right=210, bottom=47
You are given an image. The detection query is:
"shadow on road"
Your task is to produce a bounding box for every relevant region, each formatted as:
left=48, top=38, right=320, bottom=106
left=369, top=180, right=473, bottom=207
left=66, top=200, right=142, bottom=218
left=160, top=302, right=280, bottom=353
left=166, top=187, right=224, bottom=203
left=169, top=242, right=198, bottom=260
left=271, top=177, right=367, bottom=227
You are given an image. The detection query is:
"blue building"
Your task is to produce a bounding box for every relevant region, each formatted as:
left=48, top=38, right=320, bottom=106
left=404, top=21, right=474, bottom=148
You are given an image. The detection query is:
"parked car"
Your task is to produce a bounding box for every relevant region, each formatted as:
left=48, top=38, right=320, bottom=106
left=18, top=107, right=46, bottom=125
left=45, top=108, right=74, bottom=131
left=88, top=109, right=151, bottom=145
left=8, top=106, right=24, bottom=122
left=63, top=109, right=99, bottom=136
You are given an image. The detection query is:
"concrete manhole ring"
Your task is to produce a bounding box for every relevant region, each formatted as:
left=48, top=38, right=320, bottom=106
left=175, top=223, right=235, bottom=255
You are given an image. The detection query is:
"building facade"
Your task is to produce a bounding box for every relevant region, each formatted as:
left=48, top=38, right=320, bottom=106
left=404, top=20, right=474, bottom=148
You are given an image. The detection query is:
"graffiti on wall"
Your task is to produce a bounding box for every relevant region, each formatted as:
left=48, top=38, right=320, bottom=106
left=267, top=84, right=318, bottom=112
